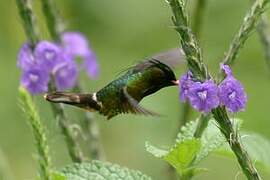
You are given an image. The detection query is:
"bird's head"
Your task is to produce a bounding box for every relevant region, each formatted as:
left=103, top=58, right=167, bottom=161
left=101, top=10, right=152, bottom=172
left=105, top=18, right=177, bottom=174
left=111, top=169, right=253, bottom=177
left=148, top=59, right=179, bottom=87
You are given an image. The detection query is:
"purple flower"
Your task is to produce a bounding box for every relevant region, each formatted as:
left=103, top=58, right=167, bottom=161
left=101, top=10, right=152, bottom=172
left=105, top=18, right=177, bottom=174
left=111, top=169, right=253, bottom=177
left=34, top=41, right=62, bottom=71
left=52, top=54, right=78, bottom=91
left=188, top=80, right=219, bottom=113
left=179, top=71, right=193, bottom=102
left=219, top=64, right=247, bottom=112
left=61, top=31, right=99, bottom=79
left=20, top=68, right=50, bottom=94
left=17, top=43, right=36, bottom=70
left=61, top=32, right=90, bottom=57
left=82, top=52, right=100, bottom=79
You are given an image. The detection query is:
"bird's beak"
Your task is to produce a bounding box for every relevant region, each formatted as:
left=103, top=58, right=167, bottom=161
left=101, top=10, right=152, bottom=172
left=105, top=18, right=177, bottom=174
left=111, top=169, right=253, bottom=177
left=171, top=80, right=179, bottom=85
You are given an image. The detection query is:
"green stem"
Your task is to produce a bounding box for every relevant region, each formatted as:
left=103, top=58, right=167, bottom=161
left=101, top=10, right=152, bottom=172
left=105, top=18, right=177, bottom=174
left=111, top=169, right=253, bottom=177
left=84, top=112, right=105, bottom=160
left=75, top=85, right=105, bottom=160
left=193, top=113, right=210, bottom=138
left=167, top=0, right=208, bottom=81
left=16, top=0, right=84, bottom=163
left=177, top=103, right=191, bottom=134
left=16, top=0, right=39, bottom=48
left=49, top=101, right=84, bottom=162
left=40, top=0, right=104, bottom=160
left=48, top=83, right=84, bottom=163
left=19, top=87, right=51, bottom=180
left=222, top=0, right=269, bottom=66
left=40, top=0, right=62, bottom=41
left=212, top=107, right=261, bottom=180
left=257, top=14, right=270, bottom=71
left=167, top=0, right=262, bottom=179
left=178, top=0, right=207, bottom=136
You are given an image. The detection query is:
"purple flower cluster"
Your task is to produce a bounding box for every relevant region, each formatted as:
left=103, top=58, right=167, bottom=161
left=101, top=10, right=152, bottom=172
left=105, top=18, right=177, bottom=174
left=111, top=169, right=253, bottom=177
left=17, top=32, right=99, bottom=94
left=179, top=64, right=247, bottom=113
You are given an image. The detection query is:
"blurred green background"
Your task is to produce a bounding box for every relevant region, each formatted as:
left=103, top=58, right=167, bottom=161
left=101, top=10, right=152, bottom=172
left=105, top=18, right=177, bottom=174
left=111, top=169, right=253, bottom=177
left=0, top=0, right=270, bottom=179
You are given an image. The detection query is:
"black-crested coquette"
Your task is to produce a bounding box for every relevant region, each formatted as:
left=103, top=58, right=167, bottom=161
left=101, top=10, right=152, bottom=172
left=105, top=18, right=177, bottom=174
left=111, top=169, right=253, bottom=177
left=45, top=49, right=184, bottom=119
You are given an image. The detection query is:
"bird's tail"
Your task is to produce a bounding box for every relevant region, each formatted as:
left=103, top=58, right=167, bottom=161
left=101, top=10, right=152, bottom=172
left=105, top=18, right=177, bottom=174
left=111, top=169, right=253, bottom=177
left=44, top=92, right=101, bottom=111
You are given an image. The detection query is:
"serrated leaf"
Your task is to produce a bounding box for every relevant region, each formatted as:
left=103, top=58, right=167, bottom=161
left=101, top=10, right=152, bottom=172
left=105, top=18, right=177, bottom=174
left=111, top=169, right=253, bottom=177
left=146, top=139, right=201, bottom=175
left=164, top=139, right=201, bottom=173
left=145, top=142, right=168, bottom=158
left=60, top=161, right=151, bottom=180
left=194, top=120, right=225, bottom=164
left=175, top=118, right=242, bottom=165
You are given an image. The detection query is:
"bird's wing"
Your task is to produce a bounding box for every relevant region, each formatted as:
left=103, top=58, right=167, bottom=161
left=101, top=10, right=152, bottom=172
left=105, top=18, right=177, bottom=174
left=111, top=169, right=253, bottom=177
left=122, top=87, right=160, bottom=117
left=115, top=48, right=185, bottom=78
left=149, top=48, right=185, bottom=69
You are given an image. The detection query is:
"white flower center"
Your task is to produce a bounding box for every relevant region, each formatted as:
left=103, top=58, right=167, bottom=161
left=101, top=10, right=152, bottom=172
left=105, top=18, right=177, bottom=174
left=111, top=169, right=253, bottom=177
left=29, top=74, right=39, bottom=83
left=229, top=91, right=236, bottom=100
left=197, top=90, right=207, bottom=100
left=45, top=50, right=55, bottom=60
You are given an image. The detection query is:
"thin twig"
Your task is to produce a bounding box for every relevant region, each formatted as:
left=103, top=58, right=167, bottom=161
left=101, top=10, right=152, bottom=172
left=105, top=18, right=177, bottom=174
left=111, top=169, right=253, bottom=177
left=222, top=0, right=269, bottom=66
left=166, top=0, right=263, bottom=179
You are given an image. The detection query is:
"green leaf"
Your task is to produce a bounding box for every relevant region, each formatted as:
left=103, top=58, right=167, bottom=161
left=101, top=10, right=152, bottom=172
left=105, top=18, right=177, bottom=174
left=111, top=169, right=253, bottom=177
left=60, top=161, right=151, bottom=180
left=146, top=139, right=201, bottom=175
left=145, top=141, right=168, bottom=158
left=51, top=172, right=66, bottom=180
left=164, top=139, right=200, bottom=173
left=175, top=118, right=242, bottom=164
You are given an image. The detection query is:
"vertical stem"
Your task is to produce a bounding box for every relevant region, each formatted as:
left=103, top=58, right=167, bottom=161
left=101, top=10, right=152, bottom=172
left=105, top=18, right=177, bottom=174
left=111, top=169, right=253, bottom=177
left=193, top=113, right=210, bottom=138
left=212, top=107, right=261, bottom=180
left=40, top=0, right=104, bottom=160
left=167, top=0, right=263, bottom=179
left=222, top=0, right=268, bottom=66
left=40, top=0, right=62, bottom=41
left=178, top=0, right=207, bottom=134
left=257, top=14, right=270, bottom=71
left=19, top=87, right=51, bottom=180
left=16, top=0, right=39, bottom=48
left=16, top=0, right=84, bottom=163
left=48, top=83, right=84, bottom=162
left=83, top=112, right=105, bottom=160
left=49, top=99, right=84, bottom=162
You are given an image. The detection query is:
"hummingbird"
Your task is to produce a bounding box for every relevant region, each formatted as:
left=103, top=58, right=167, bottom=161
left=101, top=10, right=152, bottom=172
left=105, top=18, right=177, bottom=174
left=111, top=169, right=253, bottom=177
left=45, top=53, right=182, bottom=119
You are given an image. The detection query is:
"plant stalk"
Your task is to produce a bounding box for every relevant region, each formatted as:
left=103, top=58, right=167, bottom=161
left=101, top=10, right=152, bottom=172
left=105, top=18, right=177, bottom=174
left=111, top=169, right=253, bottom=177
left=212, top=107, right=261, bottom=180
left=16, top=0, right=39, bottom=48
left=40, top=0, right=62, bottom=41
left=40, top=0, right=104, bottom=160
left=16, top=0, right=84, bottom=163
left=19, top=87, right=51, bottom=180
left=178, top=0, right=207, bottom=136
left=257, top=14, right=270, bottom=71
left=49, top=94, right=84, bottom=163
left=222, top=0, right=269, bottom=66
left=167, top=0, right=263, bottom=179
